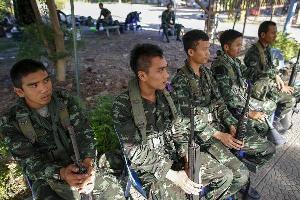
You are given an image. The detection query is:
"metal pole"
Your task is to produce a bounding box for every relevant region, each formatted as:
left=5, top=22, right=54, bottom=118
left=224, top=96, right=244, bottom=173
left=283, top=0, right=298, bottom=33
left=70, top=0, right=80, bottom=97
left=242, top=0, right=248, bottom=36
left=270, top=0, right=274, bottom=21
left=233, top=0, right=243, bottom=30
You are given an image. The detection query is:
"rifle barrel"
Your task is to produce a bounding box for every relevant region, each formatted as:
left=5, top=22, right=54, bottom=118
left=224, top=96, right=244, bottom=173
left=67, top=126, right=81, bottom=165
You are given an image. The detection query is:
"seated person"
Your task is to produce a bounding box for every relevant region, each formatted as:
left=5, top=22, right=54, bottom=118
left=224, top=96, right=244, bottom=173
left=172, top=30, right=275, bottom=198
left=244, top=21, right=298, bottom=132
left=0, top=59, right=125, bottom=200
left=96, top=2, right=113, bottom=29
left=113, top=43, right=234, bottom=199
left=161, top=3, right=183, bottom=42
left=211, top=29, right=279, bottom=142
left=2, top=12, right=15, bottom=32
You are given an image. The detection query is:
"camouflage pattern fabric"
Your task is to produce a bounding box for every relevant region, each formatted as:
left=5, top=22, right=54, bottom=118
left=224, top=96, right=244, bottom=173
left=171, top=62, right=250, bottom=196
left=0, top=90, right=125, bottom=200
left=211, top=51, right=277, bottom=136
left=112, top=88, right=232, bottom=200
left=161, top=9, right=182, bottom=39
left=32, top=169, right=125, bottom=200
left=244, top=41, right=297, bottom=117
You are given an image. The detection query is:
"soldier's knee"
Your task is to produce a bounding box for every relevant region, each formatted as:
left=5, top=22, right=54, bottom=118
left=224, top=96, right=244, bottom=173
left=222, top=166, right=234, bottom=188
left=232, top=163, right=249, bottom=187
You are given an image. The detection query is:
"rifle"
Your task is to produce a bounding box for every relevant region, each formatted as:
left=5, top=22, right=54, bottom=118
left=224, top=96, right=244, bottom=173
left=232, top=86, right=286, bottom=146
left=68, top=126, right=95, bottom=200
left=288, top=49, right=300, bottom=87
left=187, top=102, right=207, bottom=199
left=235, top=83, right=252, bottom=158
left=114, top=126, right=147, bottom=199
left=67, top=126, right=88, bottom=174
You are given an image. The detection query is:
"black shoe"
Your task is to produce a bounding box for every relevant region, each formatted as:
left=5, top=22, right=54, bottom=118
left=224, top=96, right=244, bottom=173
left=176, top=37, right=181, bottom=41
left=166, top=39, right=170, bottom=43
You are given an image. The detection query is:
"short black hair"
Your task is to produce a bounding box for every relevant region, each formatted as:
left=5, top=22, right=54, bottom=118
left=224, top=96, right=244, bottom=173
left=167, top=3, right=173, bottom=8
left=219, top=29, right=243, bottom=50
left=99, top=2, right=103, bottom=7
left=258, top=21, right=276, bottom=38
left=182, top=29, right=209, bottom=55
left=130, top=43, right=164, bottom=76
left=10, top=59, right=48, bottom=88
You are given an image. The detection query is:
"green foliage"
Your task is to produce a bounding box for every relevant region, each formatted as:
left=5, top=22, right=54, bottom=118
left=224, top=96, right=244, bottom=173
left=17, top=23, right=84, bottom=62
left=89, top=96, right=120, bottom=155
left=17, top=24, right=49, bottom=60
left=272, top=32, right=300, bottom=61
left=0, top=141, right=27, bottom=200
left=0, top=0, right=12, bottom=21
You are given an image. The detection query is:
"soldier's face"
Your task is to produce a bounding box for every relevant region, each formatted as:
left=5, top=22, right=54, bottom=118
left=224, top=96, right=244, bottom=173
left=138, top=56, right=169, bottom=91
left=224, top=37, right=243, bottom=58
left=188, top=40, right=210, bottom=64
left=14, top=70, right=53, bottom=109
left=262, top=25, right=277, bottom=44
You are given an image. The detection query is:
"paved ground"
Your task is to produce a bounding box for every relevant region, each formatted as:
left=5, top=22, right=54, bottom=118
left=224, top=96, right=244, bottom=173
left=250, top=111, right=300, bottom=200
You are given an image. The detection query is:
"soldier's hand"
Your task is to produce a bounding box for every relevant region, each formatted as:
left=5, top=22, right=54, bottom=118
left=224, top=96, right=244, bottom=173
left=229, top=125, right=236, bottom=137
left=248, top=111, right=266, bottom=122
left=166, top=169, right=202, bottom=195
left=77, top=158, right=96, bottom=193
left=213, top=131, right=243, bottom=150
left=60, top=164, right=88, bottom=187
left=281, top=85, right=294, bottom=94
left=275, top=75, right=285, bottom=90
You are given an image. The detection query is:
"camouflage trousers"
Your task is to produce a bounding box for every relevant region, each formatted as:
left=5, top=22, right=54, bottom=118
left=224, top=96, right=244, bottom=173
left=206, top=140, right=249, bottom=197
left=148, top=152, right=232, bottom=200
left=241, top=123, right=276, bottom=166
left=32, top=169, right=125, bottom=200
left=252, top=77, right=296, bottom=118
left=249, top=97, right=277, bottom=137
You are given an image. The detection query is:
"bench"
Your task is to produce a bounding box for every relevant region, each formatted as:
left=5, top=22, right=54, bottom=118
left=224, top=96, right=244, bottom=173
left=103, top=25, right=120, bottom=37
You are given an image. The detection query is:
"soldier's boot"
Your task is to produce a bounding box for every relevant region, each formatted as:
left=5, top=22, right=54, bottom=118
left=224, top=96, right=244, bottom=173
left=280, top=111, right=293, bottom=133
left=267, top=127, right=286, bottom=146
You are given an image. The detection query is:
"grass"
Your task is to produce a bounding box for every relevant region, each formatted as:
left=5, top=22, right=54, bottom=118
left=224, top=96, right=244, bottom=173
left=0, top=38, right=18, bottom=52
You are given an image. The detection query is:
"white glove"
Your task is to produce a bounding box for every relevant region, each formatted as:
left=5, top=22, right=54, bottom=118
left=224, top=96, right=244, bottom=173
left=165, top=169, right=202, bottom=195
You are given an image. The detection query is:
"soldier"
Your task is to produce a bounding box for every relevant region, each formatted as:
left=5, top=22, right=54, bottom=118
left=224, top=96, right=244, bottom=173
left=96, top=2, right=113, bottom=29
left=0, top=59, right=125, bottom=200
left=113, top=43, right=234, bottom=199
left=161, top=3, right=182, bottom=42
left=244, top=21, right=296, bottom=132
left=211, top=29, right=277, bottom=139
left=171, top=30, right=274, bottom=198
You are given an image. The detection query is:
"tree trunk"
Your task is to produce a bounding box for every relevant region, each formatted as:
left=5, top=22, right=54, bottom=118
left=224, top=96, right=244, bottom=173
left=45, top=0, right=66, bottom=82
left=13, top=0, right=36, bottom=25
left=29, top=0, right=54, bottom=57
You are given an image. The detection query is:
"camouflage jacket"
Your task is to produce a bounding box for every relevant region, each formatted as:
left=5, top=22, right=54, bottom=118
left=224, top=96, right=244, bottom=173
left=211, top=51, right=249, bottom=113
left=112, top=90, right=189, bottom=184
left=0, top=91, right=95, bottom=181
left=171, top=61, right=238, bottom=143
left=100, top=8, right=111, bottom=18
left=244, top=41, right=278, bottom=81
left=161, top=10, right=175, bottom=25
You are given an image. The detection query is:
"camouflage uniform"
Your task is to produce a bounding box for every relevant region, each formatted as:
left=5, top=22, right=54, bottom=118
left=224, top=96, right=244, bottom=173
left=112, top=79, right=233, bottom=200
left=211, top=51, right=277, bottom=137
left=161, top=9, right=182, bottom=41
left=244, top=41, right=296, bottom=118
left=0, top=91, right=125, bottom=200
left=172, top=62, right=256, bottom=196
